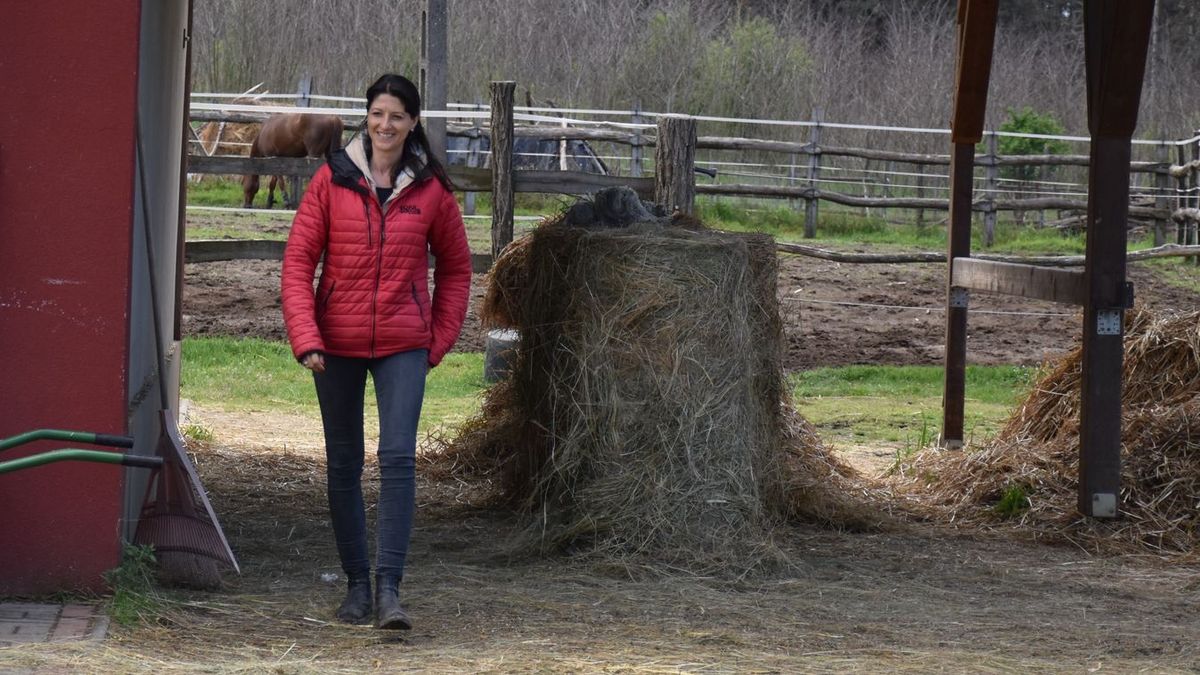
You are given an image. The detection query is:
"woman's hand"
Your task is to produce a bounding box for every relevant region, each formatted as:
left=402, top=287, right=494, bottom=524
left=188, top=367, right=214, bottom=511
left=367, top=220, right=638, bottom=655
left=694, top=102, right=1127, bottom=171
left=302, top=351, right=326, bottom=373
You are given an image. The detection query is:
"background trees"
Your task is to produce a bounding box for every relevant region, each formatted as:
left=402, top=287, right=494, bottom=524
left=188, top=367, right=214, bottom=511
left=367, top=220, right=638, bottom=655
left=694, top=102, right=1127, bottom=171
left=190, top=0, right=1200, bottom=138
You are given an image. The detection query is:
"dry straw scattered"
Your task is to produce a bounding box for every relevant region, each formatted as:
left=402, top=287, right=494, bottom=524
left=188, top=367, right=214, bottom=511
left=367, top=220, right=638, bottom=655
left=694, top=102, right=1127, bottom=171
left=428, top=204, right=889, bottom=575
left=896, top=308, right=1200, bottom=556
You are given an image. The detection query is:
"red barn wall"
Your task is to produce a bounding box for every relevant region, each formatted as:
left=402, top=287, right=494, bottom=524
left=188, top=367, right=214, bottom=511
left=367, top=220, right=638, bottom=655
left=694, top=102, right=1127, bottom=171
left=0, top=4, right=140, bottom=594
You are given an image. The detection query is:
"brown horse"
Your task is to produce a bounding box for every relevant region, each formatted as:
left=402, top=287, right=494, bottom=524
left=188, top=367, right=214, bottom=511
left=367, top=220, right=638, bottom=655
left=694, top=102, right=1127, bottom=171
left=242, top=113, right=344, bottom=208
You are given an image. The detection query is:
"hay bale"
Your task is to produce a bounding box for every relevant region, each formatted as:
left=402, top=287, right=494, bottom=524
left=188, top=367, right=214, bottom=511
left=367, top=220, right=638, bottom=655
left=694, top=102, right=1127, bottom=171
left=433, top=203, right=884, bottom=572
left=898, top=309, right=1200, bottom=554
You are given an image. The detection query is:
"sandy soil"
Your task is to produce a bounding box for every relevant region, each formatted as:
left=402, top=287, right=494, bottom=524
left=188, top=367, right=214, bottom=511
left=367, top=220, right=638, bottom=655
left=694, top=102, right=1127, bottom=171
left=76, top=237, right=1195, bottom=673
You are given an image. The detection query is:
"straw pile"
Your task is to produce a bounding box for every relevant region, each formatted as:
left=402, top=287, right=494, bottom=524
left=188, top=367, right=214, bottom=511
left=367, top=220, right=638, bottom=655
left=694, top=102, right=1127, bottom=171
left=430, top=192, right=883, bottom=572
left=897, top=308, right=1200, bottom=554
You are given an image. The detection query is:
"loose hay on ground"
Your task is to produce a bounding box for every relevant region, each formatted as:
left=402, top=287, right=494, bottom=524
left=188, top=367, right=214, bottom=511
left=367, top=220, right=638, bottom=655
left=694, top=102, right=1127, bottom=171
left=896, top=308, right=1200, bottom=556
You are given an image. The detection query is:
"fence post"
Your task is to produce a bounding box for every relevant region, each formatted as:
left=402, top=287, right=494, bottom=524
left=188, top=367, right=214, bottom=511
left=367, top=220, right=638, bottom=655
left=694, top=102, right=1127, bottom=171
left=788, top=151, right=798, bottom=212
left=1176, top=141, right=1188, bottom=246
left=804, top=107, right=823, bottom=238
left=1192, top=131, right=1199, bottom=265
left=490, top=81, right=516, bottom=259
left=984, top=130, right=998, bottom=247
left=630, top=100, right=644, bottom=178
left=288, top=74, right=312, bottom=209
left=420, top=0, right=449, bottom=163
left=915, top=164, right=926, bottom=231
left=882, top=160, right=894, bottom=223
left=654, top=115, right=696, bottom=214
left=1154, top=139, right=1169, bottom=246
left=463, top=97, right=483, bottom=216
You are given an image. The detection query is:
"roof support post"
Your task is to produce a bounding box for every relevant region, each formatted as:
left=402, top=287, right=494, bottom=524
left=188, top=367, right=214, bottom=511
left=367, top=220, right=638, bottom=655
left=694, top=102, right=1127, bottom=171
left=1078, top=0, right=1155, bottom=518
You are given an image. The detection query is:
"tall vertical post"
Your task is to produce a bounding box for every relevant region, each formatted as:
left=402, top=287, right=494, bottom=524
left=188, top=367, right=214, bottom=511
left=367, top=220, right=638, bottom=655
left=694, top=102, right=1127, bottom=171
left=915, top=164, right=927, bottom=230
left=420, top=0, right=448, bottom=163
left=489, top=81, right=515, bottom=260
left=941, top=0, right=998, bottom=448
left=289, top=74, right=313, bottom=209
left=463, top=98, right=483, bottom=216
left=654, top=115, right=696, bottom=214
left=1078, top=0, right=1154, bottom=518
left=941, top=143, right=974, bottom=447
left=804, top=107, right=823, bottom=238
left=630, top=100, right=644, bottom=178
left=1153, top=140, right=1169, bottom=246
left=983, top=130, right=998, bottom=247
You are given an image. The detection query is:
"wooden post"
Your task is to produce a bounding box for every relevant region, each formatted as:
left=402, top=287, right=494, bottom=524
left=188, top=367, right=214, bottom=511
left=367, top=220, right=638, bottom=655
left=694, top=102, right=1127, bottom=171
left=788, top=151, right=799, bottom=211
left=881, top=160, right=894, bottom=223
left=941, top=0, right=999, bottom=449
left=941, top=143, right=975, bottom=448
left=1153, top=140, right=1169, bottom=246
left=1077, top=0, right=1154, bottom=519
left=1185, top=132, right=1195, bottom=264
left=983, top=130, right=998, bottom=247
left=490, top=81, right=515, bottom=259
left=630, top=100, right=644, bottom=178
left=288, top=74, right=312, bottom=210
left=804, top=107, right=823, bottom=238
left=464, top=98, right=483, bottom=216
left=1176, top=142, right=1187, bottom=245
left=654, top=115, right=696, bottom=214
left=420, top=0, right=449, bottom=164
left=915, top=164, right=926, bottom=230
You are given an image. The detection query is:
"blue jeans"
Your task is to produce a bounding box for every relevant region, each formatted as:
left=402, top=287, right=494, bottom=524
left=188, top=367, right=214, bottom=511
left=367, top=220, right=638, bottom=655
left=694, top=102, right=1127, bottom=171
left=313, top=349, right=427, bottom=580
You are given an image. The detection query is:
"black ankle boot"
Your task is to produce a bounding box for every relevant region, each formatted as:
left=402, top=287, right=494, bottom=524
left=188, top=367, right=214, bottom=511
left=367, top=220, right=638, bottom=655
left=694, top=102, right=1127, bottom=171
left=374, top=574, right=412, bottom=630
left=335, top=576, right=372, bottom=624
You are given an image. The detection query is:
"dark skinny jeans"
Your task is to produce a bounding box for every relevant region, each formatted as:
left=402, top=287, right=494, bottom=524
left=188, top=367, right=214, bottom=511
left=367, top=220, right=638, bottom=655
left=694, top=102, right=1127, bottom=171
left=313, top=349, right=427, bottom=581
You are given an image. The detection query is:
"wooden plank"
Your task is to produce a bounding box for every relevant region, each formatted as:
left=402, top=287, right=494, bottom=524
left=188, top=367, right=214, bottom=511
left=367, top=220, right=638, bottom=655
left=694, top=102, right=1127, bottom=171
left=489, top=81, right=516, bottom=259
left=185, top=239, right=284, bottom=263
left=654, top=115, right=697, bottom=214
left=950, top=0, right=999, bottom=144
left=188, top=155, right=322, bottom=175
left=941, top=142, right=975, bottom=448
left=514, top=171, right=653, bottom=198
left=951, top=259, right=1086, bottom=305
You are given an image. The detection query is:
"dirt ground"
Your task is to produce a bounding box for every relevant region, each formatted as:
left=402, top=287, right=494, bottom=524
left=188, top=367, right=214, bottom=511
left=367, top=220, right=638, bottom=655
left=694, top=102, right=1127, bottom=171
left=16, top=239, right=1191, bottom=672
left=181, top=253, right=1200, bottom=372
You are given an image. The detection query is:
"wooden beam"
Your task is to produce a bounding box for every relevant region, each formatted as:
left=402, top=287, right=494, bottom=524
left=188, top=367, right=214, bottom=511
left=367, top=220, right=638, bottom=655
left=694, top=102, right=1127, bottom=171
left=941, top=142, right=975, bottom=448
left=951, top=259, right=1086, bottom=305
left=420, top=0, right=449, bottom=162
left=1078, top=1, right=1155, bottom=520
left=951, top=0, right=999, bottom=144
left=654, top=115, right=697, bottom=214
left=489, top=81, right=516, bottom=260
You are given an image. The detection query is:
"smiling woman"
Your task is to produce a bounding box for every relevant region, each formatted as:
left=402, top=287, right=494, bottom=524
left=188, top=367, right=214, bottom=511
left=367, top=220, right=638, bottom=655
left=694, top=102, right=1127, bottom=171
left=279, top=72, right=470, bottom=630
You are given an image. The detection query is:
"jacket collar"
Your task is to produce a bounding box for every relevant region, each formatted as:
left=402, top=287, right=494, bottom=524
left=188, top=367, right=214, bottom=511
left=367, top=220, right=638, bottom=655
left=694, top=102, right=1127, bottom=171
left=332, top=135, right=424, bottom=205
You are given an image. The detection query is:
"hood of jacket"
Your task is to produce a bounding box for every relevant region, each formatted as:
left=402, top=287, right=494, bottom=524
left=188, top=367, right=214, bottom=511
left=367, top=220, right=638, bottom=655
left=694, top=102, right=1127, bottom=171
left=328, top=135, right=429, bottom=206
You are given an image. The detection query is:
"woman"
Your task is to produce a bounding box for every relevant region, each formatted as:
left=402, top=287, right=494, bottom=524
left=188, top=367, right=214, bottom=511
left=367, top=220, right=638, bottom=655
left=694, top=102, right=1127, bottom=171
left=281, top=74, right=471, bottom=630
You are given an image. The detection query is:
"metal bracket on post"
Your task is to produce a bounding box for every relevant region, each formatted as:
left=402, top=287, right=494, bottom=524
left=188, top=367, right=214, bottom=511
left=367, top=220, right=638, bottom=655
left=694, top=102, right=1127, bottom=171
left=1096, top=309, right=1123, bottom=336
left=949, top=287, right=969, bottom=309
left=1091, top=492, right=1117, bottom=518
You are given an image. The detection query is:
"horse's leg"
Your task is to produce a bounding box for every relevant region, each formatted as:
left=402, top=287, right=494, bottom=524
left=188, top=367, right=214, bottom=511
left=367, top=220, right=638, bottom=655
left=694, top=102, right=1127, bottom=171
left=277, top=176, right=292, bottom=209
left=266, top=175, right=277, bottom=209
left=242, top=173, right=260, bottom=208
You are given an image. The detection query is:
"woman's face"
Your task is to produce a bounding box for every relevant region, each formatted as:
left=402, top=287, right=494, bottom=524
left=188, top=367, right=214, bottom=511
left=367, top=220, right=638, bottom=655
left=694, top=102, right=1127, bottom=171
left=367, top=93, right=417, bottom=155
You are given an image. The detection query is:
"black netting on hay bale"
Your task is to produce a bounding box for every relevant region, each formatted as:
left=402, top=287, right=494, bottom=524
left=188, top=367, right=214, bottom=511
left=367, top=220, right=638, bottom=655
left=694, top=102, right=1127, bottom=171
left=434, top=210, right=883, bottom=570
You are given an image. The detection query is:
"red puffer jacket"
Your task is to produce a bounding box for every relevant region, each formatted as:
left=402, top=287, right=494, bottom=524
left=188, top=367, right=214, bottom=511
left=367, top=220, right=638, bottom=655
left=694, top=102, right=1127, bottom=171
left=281, top=143, right=471, bottom=367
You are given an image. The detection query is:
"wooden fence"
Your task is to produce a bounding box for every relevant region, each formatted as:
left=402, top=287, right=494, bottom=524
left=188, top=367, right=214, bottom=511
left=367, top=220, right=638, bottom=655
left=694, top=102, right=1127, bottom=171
left=187, top=86, right=1200, bottom=260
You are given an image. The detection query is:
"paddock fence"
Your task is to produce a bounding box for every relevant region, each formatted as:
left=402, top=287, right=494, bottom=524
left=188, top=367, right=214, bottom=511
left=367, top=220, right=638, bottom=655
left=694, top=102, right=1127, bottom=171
left=185, top=85, right=1200, bottom=265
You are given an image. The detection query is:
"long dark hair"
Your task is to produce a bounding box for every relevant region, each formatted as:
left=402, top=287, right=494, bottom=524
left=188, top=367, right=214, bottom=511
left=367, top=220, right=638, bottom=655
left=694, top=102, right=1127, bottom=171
left=364, top=73, right=454, bottom=191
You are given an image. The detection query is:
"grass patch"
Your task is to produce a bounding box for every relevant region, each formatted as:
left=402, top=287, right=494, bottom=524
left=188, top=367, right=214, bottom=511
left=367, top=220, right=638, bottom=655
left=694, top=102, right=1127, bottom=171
left=791, top=364, right=1035, bottom=449
left=103, top=544, right=163, bottom=627
left=180, top=337, right=487, bottom=435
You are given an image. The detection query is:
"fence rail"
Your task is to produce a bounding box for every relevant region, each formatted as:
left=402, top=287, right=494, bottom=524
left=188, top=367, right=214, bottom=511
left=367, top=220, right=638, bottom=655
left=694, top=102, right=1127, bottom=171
left=187, top=91, right=1200, bottom=253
